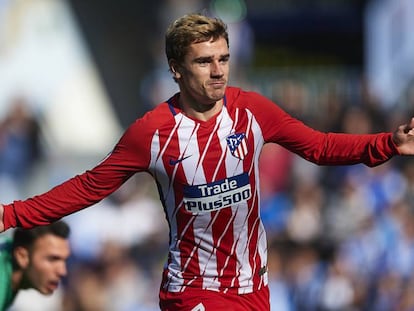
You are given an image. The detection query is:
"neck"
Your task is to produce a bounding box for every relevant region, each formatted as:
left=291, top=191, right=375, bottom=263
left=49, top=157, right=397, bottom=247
left=179, top=96, right=224, bottom=122
left=11, top=268, right=32, bottom=292
left=11, top=270, right=24, bottom=292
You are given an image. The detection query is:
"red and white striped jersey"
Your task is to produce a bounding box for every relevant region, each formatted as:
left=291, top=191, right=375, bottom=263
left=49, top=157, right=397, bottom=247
left=153, top=89, right=268, bottom=295
left=3, top=86, right=398, bottom=295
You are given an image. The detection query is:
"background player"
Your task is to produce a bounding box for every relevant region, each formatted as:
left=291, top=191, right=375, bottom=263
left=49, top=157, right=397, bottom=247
left=0, top=221, right=70, bottom=311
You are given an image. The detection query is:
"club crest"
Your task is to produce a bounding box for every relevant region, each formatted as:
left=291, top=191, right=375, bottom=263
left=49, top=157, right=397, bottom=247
left=226, top=133, right=248, bottom=160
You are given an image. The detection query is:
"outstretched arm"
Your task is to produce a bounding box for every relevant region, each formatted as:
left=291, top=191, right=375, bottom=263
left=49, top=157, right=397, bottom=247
left=393, top=118, right=414, bottom=155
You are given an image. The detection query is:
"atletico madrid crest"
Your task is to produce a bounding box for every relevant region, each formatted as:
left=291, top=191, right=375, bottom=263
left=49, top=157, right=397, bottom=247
left=226, top=133, right=248, bottom=160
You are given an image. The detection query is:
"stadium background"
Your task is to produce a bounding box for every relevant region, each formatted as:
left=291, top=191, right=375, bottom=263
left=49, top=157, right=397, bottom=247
left=1, top=0, right=414, bottom=310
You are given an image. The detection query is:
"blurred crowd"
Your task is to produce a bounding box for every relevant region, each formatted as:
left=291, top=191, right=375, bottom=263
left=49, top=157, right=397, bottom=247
left=0, top=96, right=42, bottom=203
left=3, top=0, right=414, bottom=311
left=258, top=78, right=414, bottom=311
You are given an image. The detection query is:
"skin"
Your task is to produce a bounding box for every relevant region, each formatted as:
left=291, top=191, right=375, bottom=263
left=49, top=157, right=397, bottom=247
left=169, top=37, right=230, bottom=121
left=12, top=234, right=70, bottom=295
left=393, top=118, right=414, bottom=154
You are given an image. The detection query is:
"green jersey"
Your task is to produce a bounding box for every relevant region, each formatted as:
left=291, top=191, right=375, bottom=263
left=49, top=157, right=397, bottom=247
left=0, top=236, right=15, bottom=311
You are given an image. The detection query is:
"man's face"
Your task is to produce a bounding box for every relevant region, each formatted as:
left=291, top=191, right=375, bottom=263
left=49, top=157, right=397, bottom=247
left=175, top=37, right=230, bottom=108
left=25, top=234, right=70, bottom=295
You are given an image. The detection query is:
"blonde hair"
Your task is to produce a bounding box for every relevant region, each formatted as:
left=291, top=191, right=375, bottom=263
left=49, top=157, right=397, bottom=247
left=165, top=13, right=229, bottom=64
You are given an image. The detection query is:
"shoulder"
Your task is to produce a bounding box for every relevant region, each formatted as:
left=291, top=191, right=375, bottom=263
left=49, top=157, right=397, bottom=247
left=124, top=99, right=176, bottom=137
left=225, top=86, right=271, bottom=106
left=133, top=96, right=176, bottom=127
left=226, top=86, right=270, bottom=101
left=116, top=96, right=178, bottom=151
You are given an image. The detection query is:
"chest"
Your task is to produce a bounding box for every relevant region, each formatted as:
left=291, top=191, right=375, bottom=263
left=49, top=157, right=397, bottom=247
left=149, top=108, right=262, bottom=186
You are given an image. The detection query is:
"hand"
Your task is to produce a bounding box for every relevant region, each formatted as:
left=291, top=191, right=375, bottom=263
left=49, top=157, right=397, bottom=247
left=0, top=204, right=4, bottom=232
left=392, top=118, right=414, bottom=155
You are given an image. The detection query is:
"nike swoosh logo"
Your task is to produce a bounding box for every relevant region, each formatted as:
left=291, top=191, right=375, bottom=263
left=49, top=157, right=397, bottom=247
left=169, top=155, right=192, bottom=166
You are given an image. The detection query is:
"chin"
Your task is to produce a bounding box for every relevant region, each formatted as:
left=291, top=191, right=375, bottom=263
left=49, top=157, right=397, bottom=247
left=210, top=92, right=225, bottom=101
left=38, top=288, right=54, bottom=295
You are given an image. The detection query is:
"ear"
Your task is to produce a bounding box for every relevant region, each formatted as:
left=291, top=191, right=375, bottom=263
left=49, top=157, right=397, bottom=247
left=14, top=247, right=30, bottom=269
left=169, top=59, right=181, bottom=80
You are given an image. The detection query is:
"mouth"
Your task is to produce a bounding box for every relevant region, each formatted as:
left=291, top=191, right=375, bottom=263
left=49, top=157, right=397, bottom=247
left=47, top=281, right=59, bottom=292
left=209, top=80, right=226, bottom=88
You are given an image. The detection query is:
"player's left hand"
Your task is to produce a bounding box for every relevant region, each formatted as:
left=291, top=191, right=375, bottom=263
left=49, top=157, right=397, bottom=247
left=393, top=117, right=414, bottom=155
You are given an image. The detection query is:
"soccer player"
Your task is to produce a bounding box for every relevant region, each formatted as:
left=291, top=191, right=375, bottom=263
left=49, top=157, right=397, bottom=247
left=0, top=221, right=70, bottom=310
left=1, top=13, right=414, bottom=310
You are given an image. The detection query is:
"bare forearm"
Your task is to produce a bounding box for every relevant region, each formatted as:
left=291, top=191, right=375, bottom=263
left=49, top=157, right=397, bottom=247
left=0, top=204, right=4, bottom=232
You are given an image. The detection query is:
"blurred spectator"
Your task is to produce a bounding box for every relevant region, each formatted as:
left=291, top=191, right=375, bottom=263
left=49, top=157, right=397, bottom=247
left=286, top=244, right=324, bottom=310
left=0, top=96, right=42, bottom=201
left=267, top=239, right=293, bottom=311
left=369, top=271, right=402, bottom=311
left=259, top=143, right=294, bottom=236
left=65, top=173, right=167, bottom=262
left=0, top=96, right=42, bottom=177
left=63, top=173, right=167, bottom=310
left=319, top=255, right=355, bottom=310
left=286, top=180, right=324, bottom=244
left=259, top=143, right=293, bottom=198
left=63, top=241, right=159, bottom=311
left=323, top=175, right=373, bottom=244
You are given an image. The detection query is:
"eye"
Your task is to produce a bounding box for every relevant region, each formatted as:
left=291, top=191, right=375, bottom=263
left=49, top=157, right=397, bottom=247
left=196, top=58, right=211, bottom=66
left=220, top=55, right=230, bottom=64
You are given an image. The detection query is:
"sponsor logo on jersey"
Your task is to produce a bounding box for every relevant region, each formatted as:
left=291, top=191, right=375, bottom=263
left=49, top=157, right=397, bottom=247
left=183, top=172, right=251, bottom=213
left=226, top=133, right=248, bottom=160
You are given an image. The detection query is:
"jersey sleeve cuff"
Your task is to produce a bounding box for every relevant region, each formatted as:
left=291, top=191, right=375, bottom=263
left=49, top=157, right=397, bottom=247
left=3, top=203, right=18, bottom=230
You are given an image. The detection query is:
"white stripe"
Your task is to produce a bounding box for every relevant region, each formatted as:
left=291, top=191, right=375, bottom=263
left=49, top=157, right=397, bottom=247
left=179, top=117, right=202, bottom=184
left=149, top=116, right=184, bottom=289
left=215, top=107, right=234, bottom=179
left=224, top=108, right=243, bottom=174
left=151, top=113, right=202, bottom=290
left=249, top=110, right=268, bottom=289
left=177, top=114, right=221, bottom=290
left=191, top=109, right=234, bottom=290
left=222, top=108, right=251, bottom=290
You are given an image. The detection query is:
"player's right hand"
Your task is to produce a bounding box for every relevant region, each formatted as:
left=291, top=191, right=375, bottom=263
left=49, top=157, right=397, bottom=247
left=0, top=204, right=4, bottom=232
left=393, top=117, right=414, bottom=155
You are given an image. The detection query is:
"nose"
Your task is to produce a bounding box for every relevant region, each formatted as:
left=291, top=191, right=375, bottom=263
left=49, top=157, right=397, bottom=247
left=210, top=60, right=223, bottom=77
left=57, top=262, right=67, bottom=277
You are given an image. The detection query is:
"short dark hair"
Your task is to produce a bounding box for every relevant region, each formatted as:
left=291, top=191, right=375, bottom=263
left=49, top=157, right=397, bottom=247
left=12, top=221, right=70, bottom=251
